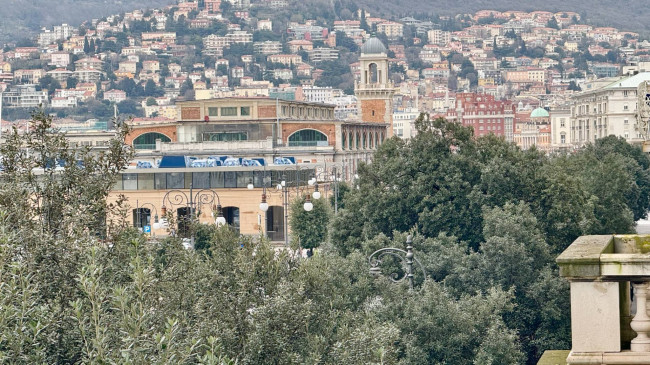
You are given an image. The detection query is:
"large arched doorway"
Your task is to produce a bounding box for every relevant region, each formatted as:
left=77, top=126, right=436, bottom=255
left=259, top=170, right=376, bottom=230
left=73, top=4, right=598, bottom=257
left=288, top=129, right=328, bottom=147
left=132, top=208, right=151, bottom=229
left=265, top=205, right=284, bottom=242
left=133, top=132, right=171, bottom=150
left=223, top=206, right=240, bottom=234
left=176, top=207, right=192, bottom=238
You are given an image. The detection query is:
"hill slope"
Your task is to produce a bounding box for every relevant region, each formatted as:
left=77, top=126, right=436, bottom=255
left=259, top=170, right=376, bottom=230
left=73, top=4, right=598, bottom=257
left=353, top=0, right=650, bottom=34
left=0, top=0, right=174, bottom=44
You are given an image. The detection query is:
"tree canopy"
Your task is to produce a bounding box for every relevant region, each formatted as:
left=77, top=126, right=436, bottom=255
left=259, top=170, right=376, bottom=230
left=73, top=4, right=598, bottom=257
left=2, top=112, right=649, bottom=364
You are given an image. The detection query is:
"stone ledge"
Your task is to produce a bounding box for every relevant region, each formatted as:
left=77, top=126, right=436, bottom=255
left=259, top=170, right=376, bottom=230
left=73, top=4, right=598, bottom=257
left=567, top=351, right=650, bottom=364
left=537, top=350, right=569, bottom=365
left=556, top=235, right=614, bottom=279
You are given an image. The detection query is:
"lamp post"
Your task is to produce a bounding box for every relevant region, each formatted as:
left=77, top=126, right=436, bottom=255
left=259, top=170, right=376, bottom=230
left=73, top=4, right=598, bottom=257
left=160, top=184, right=225, bottom=246
left=258, top=164, right=314, bottom=245
left=308, top=163, right=344, bottom=214
left=368, top=235, right=427, bottom=290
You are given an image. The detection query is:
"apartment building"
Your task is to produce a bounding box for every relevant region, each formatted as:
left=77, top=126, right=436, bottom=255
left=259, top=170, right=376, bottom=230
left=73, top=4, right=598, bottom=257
left=569, top=72, right=650, bottom=146
left=447, top=92, right=515, bottom=141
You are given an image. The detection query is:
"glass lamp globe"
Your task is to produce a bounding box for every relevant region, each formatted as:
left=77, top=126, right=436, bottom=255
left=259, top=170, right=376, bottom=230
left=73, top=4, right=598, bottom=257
left=216, top=216, right=227, bottom=226
left=259, top=202, right=269, bottom=212
left=153, top=222, right=161, bottom=229
left=312, top=191, right=321, bottom=199
left=247, top=182, right=254, bottom=190
left=304, top=201, right=313, bottom=211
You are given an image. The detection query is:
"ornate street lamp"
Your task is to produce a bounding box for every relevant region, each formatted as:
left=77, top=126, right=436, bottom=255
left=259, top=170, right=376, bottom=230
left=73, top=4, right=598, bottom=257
left=368, top=235, right=427, bottom=289
left=160, top=184, right=225, bottom=243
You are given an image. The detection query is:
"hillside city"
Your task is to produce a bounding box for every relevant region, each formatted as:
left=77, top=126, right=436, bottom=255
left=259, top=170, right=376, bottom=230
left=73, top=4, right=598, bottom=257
left=6, top=1, right=650, bottom=365
left=1, top=0, right=649, bottom=151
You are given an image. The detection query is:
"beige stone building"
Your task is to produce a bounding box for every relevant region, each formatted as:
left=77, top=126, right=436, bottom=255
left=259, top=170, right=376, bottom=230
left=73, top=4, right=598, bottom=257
left=569, top=72, right=650, bottom=147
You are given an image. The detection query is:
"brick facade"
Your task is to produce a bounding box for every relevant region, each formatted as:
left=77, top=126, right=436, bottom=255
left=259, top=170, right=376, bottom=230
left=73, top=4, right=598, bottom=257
left=125, top=125, right=178, bottom=145
left=258, top=105, right=277, bottom=118
left=282, top=122, right=336, bottom=146
left=360, top=99, right=389, bottom=123
left=181, top=107, right=201, bottom=120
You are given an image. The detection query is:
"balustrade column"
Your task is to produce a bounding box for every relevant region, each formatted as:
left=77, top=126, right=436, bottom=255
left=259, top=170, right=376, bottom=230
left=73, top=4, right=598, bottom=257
left=631, top=282, right=650, bottom=351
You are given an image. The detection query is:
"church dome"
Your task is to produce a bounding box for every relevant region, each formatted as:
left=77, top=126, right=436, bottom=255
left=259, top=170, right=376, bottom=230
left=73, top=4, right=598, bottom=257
left=530, top=107, right=550, bottom=118
left=360, top=37, right=387, bottom=54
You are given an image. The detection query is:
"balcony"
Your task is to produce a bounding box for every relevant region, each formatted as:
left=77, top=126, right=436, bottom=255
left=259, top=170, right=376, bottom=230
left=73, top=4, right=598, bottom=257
left=555, top=234, right=650, bottom=364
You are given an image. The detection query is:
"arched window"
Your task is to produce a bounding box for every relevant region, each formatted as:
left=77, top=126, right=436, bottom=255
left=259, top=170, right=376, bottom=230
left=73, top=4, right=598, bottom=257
left=348, top=132, right=353, bottom=149
left=362, top=132, right=366, bottom=149
left=288, top=129, right=328, bottom=147
left=133, top=132, right=171, bottom=150
left=369, top=63, right=378, bottom=83
left=356, top=132, right=361, bottom=149
left=342, top=131, right=346, bottom=150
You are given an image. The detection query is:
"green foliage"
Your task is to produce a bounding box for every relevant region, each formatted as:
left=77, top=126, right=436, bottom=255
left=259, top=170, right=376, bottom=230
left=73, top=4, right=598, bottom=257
left=0, top=110, right=528, bottom=365
left=331, top=114, right=650, bottom=363
left=289, top=195, right=330, bottom=252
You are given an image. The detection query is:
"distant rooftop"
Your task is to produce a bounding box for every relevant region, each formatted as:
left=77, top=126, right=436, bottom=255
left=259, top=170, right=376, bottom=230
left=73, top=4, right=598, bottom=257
left=604, top=72, right=650, bottom=89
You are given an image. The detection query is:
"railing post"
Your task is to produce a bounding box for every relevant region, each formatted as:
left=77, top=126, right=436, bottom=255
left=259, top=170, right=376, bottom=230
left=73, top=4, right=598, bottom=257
left=631, top=282, right=650, bottom=352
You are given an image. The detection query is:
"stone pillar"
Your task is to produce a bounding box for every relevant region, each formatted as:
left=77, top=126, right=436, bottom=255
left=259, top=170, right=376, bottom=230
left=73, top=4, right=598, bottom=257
left=570, top=281, right=621, bottom=352
left=631, top=282, right=650, bottom=352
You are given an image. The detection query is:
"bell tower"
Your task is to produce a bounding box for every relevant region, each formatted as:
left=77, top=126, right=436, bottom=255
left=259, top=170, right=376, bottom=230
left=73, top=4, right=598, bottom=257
left=356, top=37, right=394, bottom=137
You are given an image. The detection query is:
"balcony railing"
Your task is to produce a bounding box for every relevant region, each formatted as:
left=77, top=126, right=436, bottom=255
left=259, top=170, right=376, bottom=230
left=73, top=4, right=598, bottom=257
left=287, top=141, right=329, bottom=147
left=556, top=234, right=650, bottom=364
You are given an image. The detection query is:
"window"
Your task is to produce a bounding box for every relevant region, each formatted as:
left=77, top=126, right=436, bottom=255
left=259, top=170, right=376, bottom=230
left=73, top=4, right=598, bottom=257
left=138, top=174, right=154, bottom=190
left=624, top=104, right=629, bottom=111
left=208, top=107, right=218, bottom=116
left=208, top=132, right=247, bottom=141
left=192, top=172, right=210, bottom=189
left=166, top=172, right=184, bottom=189
left=132, top=132, right=171, bottom=150
left=210, top=172, right=225, bottom=188
left=155, top=173, right=166, bottom=189
left=224, top=171, right=237, bottom=188
left=625, top=118, right=629, bottom=124
left=369, top=62, right=378, bottom=83
left=561, top=133, right=566, bottom=144
left=560, top=118, right=565, bottom=127
left=123, top=173, right=138, bottom=190
left=240, top=106, right=250, bottom=116
left=220, top=107, right=237, bottom=116
left=288, top=129, right=328, bottom=147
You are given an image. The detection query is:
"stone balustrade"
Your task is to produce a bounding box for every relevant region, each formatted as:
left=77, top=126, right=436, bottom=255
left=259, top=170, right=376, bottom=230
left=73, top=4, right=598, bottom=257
left=557, top=234, right=650, bottom=364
